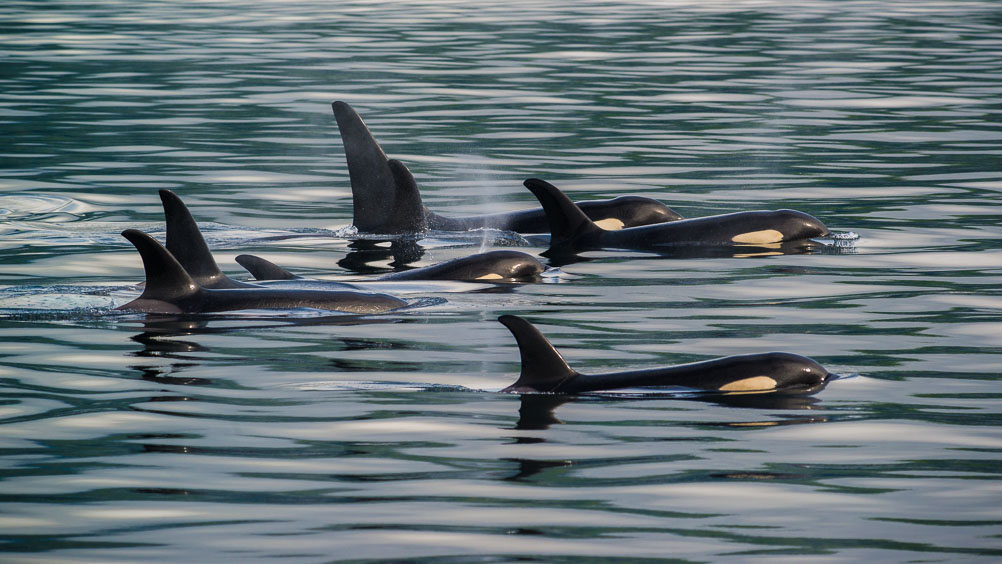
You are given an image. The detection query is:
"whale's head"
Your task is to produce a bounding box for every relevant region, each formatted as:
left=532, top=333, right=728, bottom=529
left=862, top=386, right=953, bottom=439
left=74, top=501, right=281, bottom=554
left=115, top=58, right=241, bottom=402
left=597, top=195, right=683, bottom=229
left=765, top=352, right=831, bottom=394
left=464, top=250, right=546, bottom=282
left=709, top=352, right=831, bottom=395
left=775, top=209, right=831, bottom=240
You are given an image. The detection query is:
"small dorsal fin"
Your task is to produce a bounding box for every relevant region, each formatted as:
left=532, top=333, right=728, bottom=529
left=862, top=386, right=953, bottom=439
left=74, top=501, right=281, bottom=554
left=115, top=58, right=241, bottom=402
left=498, top=315, right=578, bottom=393
left=386, top=159, right=428, bottom=233
left=332, top=101, right=397, bottom=233
left=234, top=254, right=300, bottom=281
left=522, top=179, right=603, bottom=247
left=121, top=229, right=199, bottom=301
left=160, top=189, right=238, bottom=288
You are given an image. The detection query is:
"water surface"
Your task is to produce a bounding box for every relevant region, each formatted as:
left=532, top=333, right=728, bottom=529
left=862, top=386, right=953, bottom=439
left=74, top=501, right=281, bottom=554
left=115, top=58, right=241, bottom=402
left=2, top=1, right=1001, bottom=561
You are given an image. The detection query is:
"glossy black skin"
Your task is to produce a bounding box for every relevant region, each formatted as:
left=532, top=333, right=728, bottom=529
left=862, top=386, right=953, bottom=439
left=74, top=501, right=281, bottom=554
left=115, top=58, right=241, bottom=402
left=333, top=100, right=403, bottom=234
left=161, top=189, right=360, bottom=291
left=237, top=249, right=545, bottom=283
left=234, top=254, right=301, bottom=280
left=117, top=230, right=407, bottom=314
left=498, top=315, right=830, bottom=395
left=422, top=196, right=682, bottom=233
left=332, top=100, right=682, bottom=234
left=161, top=189, right=255, bottom=289
left=163, top=186, right=542, bottom=285
left=523, top=178, right=830, bottom=251
left=379, top=250, right=545, bottom=282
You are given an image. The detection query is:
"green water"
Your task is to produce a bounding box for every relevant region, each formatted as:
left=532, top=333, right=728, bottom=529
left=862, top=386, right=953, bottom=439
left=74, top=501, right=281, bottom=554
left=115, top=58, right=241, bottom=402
left=1, top=1, right=1001, bottom=561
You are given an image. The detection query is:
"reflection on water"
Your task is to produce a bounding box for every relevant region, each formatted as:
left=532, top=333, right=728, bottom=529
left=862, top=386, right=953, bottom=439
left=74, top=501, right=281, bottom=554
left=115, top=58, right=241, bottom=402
left=2, top=0, right=1002, bottom=561
left=338, top=239, right=426, bottom=273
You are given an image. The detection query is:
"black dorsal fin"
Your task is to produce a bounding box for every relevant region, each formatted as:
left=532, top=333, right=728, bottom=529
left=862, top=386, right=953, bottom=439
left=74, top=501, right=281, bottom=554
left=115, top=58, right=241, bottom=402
left=332, top=101, right=396, bottom=233
left=386, top=159, right=429, bottom=233
left=498, top=315, right=578, bottom=393
left=122, top=229, right=199, bottom=301
left=522, top=179, right=603, bottom=247
left=160, top=189, right=239, bottom=289
left=234, top=254, right=300, bottom=281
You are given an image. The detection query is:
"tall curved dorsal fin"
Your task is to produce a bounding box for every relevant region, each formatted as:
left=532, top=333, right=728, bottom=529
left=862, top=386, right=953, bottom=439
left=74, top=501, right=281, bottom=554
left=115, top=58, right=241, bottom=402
left=332, top=101, right=397, bottom=233
left=498, top=315, right=577, bottom=393
left=522, top=179, right=603, bottom=247
left=160, top=189, right=234, bottom=288
left=121, top=229, right=199, bottom=301
left=386, top=159, right=428, bottom=233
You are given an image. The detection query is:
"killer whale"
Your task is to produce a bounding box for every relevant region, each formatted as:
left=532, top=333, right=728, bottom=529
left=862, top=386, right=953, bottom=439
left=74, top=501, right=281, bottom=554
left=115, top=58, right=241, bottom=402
left=522, top=178, right=830, bottom=252
left=117, top=229, right=407, bottom=314
left=378, top=250, right=543, bottom=281
left=159, top=188, right=360, bottom=290
left=332, top=100, right=682, bottom=234
left=163, top=186, right=544, bottom=284
left=238, top=249, right=545, bottom=283
left=498, top=315, right=830, bottom=395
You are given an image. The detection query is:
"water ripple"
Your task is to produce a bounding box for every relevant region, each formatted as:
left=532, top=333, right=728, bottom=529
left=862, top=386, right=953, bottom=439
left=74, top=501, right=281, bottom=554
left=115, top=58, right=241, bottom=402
left=2, top=0, right=1001, bottom=561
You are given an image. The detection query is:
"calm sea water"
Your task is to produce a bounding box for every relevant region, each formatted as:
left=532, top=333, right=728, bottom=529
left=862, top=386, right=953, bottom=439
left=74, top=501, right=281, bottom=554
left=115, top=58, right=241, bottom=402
left=2, top=0, right=1001, bottom=561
